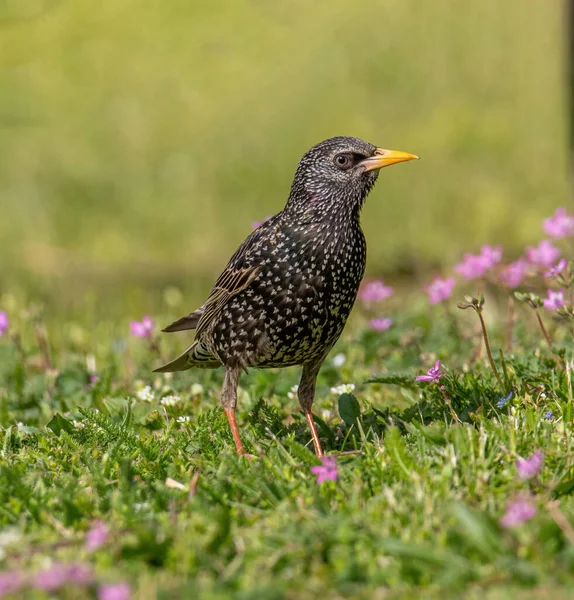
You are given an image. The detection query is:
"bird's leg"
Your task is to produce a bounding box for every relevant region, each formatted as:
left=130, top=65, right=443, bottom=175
left=298, top=362, right=323, bottom=457
left=221, top=366, right=246, bottom=455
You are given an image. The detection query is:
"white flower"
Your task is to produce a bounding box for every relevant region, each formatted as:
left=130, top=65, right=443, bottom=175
left=176, top=415, right=191, bottom=425
left=160, top=395, right=181, bottom=407
left=330, top=383, right=356, bottom=395
left=190, top=383, right=204, bottom=396
left=321, top=409, right=331, bottom=420
left=73, top=420, right=85, bottom=430
left=136, top=385, right=155, bottom=402
left=287, top=384, right=299, bottom=400
left=332, top=353, right=346, bottom=367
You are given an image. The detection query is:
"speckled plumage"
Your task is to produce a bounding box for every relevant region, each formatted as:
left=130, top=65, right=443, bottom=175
left=156, top=136, right=417, bottom=456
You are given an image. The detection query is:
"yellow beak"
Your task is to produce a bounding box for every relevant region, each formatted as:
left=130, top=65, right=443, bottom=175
left=360, top=148, right=419, bottom=172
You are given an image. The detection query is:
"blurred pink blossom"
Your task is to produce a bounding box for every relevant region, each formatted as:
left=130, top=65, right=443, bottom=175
left=499, top=496, right=537, bottom=528
left=454, top=254, right=488, bottom=280
left=34, top=563, right=93, bottom=592
left=98, top=582, right=132, bottom=600
left=424, top=277, right=456, bottom=304
left=543, top=207, right=574, bottom=239
left=0, top=571, right=23, bottom=596
left=359, top=280, right=394, bottom=303
left=480, top=245, right=503, bottom=269
left=544, top=259, right=568, bottom=278
left=86, top=520, right=108, bottom=552
left=0, top=311, right=8, bottom=336
left=517, top=449, right=544, bottom=480
left=130, top=316, right=154, bottom=338
left=415, top=360, right=443, bottom=384
left=543, top=290, right=565, bottom=311
left=526, top=240, right=561, bottom=267
left=499, top=259, right=529, bottom=288
left=369, top=317, right=392, bottom=332
left=310, top=456, right=338, bottom=483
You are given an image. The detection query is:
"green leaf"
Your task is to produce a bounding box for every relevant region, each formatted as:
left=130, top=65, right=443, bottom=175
left=338, top=393, right=360, bottom=427
left=47, top=413, right=74, bottom=436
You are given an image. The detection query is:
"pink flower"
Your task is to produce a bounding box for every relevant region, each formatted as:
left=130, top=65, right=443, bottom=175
left=499, top=259, right=529, bottom=288
left=454, top=254, right=489, bottom=280
left=310, top=456, right=338, bottom=483
left=0, top=311, right=8, bottom=336
left=543, top=290, right=565, bottom=311
left=34, top=562, right=93, bottom=592
left=358, top=280, right=394, bottom=303
left=251, top=216, right=272, bottom=230
left=0, top=571, right=23, bottom=596
left=424, top=277, right=456, bottom=304
left=543, top=207, right=574, bottom=239
left=516, top=449, right=544, bottom=480
left=369, top=317, right=392, bottom=332
left=544, top=259, right=568, bottom=278
left=499, top=496, right=537, bottom=528
left=415, top=360, right=443, bottom=384
left=526, top=240, right=561, bottom=267
left=480, top=245, right=503, bottom=269
left=129, top=316, right=154, bottom=338
left=86, top=520, right=108, bottom=551
left=98, top=582, right=132, bottom=600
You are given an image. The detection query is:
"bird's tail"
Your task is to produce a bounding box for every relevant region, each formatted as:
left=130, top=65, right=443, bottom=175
left=153, top=341, right=220, bottom=372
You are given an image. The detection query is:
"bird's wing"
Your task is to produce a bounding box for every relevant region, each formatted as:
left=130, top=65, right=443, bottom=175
left=162, top=308, right=204, bottom=333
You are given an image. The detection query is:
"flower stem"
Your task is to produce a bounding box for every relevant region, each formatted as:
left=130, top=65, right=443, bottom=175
left=476, top=309, right=505, bottom=390
left=534, top=309, right=563, bottom=369
left=506, top=295, right=514, bottom=353
left=438, top=385, right=461, bottom=424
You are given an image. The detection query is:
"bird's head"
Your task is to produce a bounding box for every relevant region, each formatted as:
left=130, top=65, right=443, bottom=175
left=285, top=136, right=418, bottom=220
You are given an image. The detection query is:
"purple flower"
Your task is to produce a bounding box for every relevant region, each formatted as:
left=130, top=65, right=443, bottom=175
left=415, top=360, right=443, bottom=384
left=545, top=411, right=553, bottom=420
left=129, top=316, right=154, bottom=338
left=499, top=259, right=529, bottom=288
left=517, top=449, right=544, bottom=480
left=98, top=582, right=132, bottom=600
left=0, top=571, right=23, bottom=596
left=251, top=216, right=272, bottom=230
left=480, top=245, right=503, bottom=269
left=424, top=277, right=456, bottom=304
left=86, top=520, right=108, bottom=551
left=33, top=562, right=93, bottom=592
left=454, top=253, right=489, bottom=280
left=543, top=207, right=574, bottom=239
left=0, top=311, right=8, bottom=337
left=369, top=317, right=392, bottom=332
left=543, top=290, right=565, bottom=311
left=526, top=240, right=561, bottom=267
left=499, top=496, right=537, bottom=528
left=497, top=391, right=513, bottom=408
left=544, top=259, right=568, bottom=278
left=310, top=456, right=338, bottom=484
left=358, top=280, right=394, bottom=303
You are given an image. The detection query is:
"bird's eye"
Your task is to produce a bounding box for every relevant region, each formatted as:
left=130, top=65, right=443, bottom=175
left=334, top=154, right=353, bottom=170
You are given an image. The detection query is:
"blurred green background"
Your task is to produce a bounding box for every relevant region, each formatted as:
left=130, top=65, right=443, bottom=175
left=0, top=0, right=569, bottom=312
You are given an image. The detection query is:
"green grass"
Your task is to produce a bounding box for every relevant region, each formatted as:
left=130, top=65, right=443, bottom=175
left=1, top=287, right=574, bottom=599
left=0, top=0, right=569, bottom=305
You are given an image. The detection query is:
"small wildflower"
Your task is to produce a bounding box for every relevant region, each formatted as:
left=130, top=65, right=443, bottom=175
left=424, top=277, right=456, bottom=304
left=330, top=383, right=356, bottom=395
left=332, top=353, right=346, bottom=367
left=129, top=316, right=154, bottom=338
left=369, top=317, right=392, bottom=332
left=190, top=383, right=204, bottom=396
left=497, top=391, right=513, bottom=408
left=454, top=253, right=489, bottom=280
left=543, top=207, right=574, bottom=239
left=545, top=411, right=553, bottom=420
left=0, top=571, right=22, bottom=596
left=0, top=311, right=8, bottom=336
left=34, top=562, right=93, bottom=592
left=543, top=289, right=565, bottom=311
left=89, top=374, right=100, bottom=386
left=499, top=496, right=537, bottom=528
left=358, top=280, right=394, bottom=303
left=480, top=245, right=503, bottom=269
left=85, top=520, right=108, bottom=552
left=136, top=386, right=154, bottom=403
left=251, top=216, right=272, bottom=230
left=98, top=582, right=131, bottom=600
left=499, top=259, right=529, bottom=288
left=176, top=415, right=191, bottom=425
left=73, top=420, right=85, bottom=430
left=287, top=384, right=299, bottom=400
left=415, top=360, right=443, bottom=384
left=310, top=456, right=338, bottom=483
left=517, top=449, right=544, bottom=480
left=526, top=240, right=561, bottom=267
left=544, top=259, right=568, bottom=278
left=160, top=395, right=181, bottom=407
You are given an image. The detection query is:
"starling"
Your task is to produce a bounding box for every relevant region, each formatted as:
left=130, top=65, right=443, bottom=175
left=155, top=136, right=418, bottom=456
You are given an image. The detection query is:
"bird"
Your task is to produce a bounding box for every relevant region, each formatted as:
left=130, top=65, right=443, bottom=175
left=155, top=136, right=418, bottom=457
